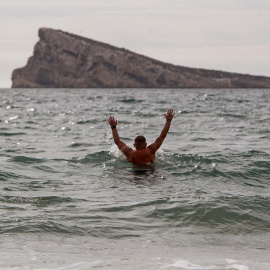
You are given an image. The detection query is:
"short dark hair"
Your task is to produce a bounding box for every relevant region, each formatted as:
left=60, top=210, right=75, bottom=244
left=135, top=135, right=146, bottom=143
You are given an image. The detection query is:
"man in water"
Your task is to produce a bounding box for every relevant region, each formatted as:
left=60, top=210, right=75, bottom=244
left=108, top=109, right=175, bottom=165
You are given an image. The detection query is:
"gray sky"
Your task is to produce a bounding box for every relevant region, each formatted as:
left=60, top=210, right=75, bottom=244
left=1, top=0, right=270, bottom=87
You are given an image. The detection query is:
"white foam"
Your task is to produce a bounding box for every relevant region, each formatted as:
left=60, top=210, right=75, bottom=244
left=160, top=259, right=217, bottom=269
left=225, top=260, right=249, bottom=270
left=230, top=265, right=249, bottom=270
left=160, top=258, right=250, bottom=270
left=109, top=144, right=126, bottom=159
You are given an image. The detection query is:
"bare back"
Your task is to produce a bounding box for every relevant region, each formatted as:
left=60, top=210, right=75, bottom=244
left=127, top=148, right=155, bottom=165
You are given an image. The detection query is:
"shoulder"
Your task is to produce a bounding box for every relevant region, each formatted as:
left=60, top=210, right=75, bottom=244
left=120, top=145, right=133, bottom=157
left=148, top=137, right=164, bottom=153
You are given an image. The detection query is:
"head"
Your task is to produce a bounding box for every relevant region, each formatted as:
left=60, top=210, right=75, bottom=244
left=134, top=135, right=147, bottom=150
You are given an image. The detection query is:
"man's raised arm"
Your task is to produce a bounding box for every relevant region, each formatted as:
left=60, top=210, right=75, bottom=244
left=108, top=116, right=132, bottom=156
left=148, top=109, right=175, bottom=152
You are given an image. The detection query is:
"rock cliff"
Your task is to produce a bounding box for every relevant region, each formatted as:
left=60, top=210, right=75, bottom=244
left=12, top=28, right=270, bottom=88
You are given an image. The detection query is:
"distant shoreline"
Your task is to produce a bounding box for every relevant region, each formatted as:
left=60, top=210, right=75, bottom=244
left=11, top=28, right=270, bottom=89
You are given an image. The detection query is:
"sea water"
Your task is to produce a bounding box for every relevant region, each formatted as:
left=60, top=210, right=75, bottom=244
left=0, top=88, right=269, bottom=270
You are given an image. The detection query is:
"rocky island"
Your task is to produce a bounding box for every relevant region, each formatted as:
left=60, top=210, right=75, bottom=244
left=12, top=28, right=270, bottom=88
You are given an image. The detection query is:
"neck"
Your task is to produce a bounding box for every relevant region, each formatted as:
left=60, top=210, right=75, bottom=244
left=135, top=147, right=145, bottom=150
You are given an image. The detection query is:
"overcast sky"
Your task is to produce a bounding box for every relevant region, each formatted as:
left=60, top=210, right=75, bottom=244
left=1, top=0, right=270, bottom=87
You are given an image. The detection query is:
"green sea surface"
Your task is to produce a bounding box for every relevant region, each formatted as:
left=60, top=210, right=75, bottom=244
left=0, top=88, right=269, bottom=270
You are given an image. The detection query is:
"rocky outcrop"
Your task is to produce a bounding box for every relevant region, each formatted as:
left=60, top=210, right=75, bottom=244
left=12, top=28, right=270, bottom=88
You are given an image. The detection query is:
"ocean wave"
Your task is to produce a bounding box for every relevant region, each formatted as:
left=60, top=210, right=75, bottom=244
left=0, top=132, right=26, bottom=136
left=118, top=98, right=143, bottom=103
left=1, top=195, right=269, bottom=236
left=0, top=220, right=86, bottom=235
left=10, top=156, right=46, bottom=164
left=71, top=150, right=113, bottom=164
left=0, top=170, right=24, bottom=182
left=75, top=195, right=270, bottom=236
left=68, top=142, right=95, bottom=148
left=0, top=195, right=83, bottom=206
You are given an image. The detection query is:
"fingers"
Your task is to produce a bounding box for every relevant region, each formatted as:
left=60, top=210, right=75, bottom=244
left=108, top=115, right=117, bottom=125
left=165, top=109, right=175, bottom=120
left=165, top=109, right=175, bottom=116
left=167, top=109, right=175, bottom=115
left=108, top=116, right=115, bottom=121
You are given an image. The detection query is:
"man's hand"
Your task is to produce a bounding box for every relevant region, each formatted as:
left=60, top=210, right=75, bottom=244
left=108, top=116, right=117, bottom=127
left=107, top=115, right=131, bottom=156
left=148, top=109, right=175, bottom=153
left=165, top=109, right=175, bottom=121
